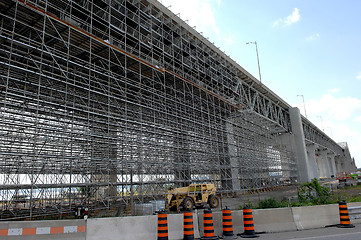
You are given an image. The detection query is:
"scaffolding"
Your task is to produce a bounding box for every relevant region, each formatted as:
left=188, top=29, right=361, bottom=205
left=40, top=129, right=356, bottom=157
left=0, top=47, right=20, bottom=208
left=0, top=0, right=297, bottom=220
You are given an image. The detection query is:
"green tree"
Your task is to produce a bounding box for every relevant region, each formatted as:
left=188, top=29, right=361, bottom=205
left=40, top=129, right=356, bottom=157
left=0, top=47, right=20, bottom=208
left=297, top=178, right=331, bottom=205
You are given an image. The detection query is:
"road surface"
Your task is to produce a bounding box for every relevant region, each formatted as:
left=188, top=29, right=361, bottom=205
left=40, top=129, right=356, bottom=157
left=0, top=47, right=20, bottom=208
left=259, top=223, right=361, bottom=240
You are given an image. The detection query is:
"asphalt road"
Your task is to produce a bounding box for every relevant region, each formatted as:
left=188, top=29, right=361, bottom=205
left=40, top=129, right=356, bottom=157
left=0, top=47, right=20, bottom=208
left=259, top=223, right=361, bottom=240
left=2, top=225, right=360, bottom=240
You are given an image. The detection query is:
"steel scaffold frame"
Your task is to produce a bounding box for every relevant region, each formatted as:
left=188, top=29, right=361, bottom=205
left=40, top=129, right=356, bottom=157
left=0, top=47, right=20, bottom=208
left=0, top=0, right=297, bottom=220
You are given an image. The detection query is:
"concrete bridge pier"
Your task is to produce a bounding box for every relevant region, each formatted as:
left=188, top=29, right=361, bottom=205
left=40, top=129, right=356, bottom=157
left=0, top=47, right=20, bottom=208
left=173, top=133, right=191, bottom=188
left=278, top=107, right=351, bottom=182
left=226, top=120, right=241, bottom=191
left=327, top=152, right=337, bottom=177
left=321, top=149, right=331, bottom=178
left=277, top=107, right=316, bottom=183
left=315, top=153, right=324, bottom=178
left=335, top=157, right=343, bottom=175
left=317, top=149, right=331, bottom=178
left=306, top=143, right=319, bottom=180
left=288, top=107, right=310, bottom=182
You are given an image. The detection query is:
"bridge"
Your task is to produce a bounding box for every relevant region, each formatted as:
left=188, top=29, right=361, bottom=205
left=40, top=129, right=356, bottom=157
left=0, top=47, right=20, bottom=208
left=0, top=0, right=356, bottom=220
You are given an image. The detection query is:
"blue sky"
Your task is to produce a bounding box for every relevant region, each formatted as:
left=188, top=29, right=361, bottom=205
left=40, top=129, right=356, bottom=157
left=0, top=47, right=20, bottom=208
left=161, top=0, right=361, bottom=167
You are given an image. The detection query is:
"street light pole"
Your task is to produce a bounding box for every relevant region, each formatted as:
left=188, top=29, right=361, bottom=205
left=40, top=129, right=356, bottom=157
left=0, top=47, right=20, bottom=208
left=297, top=95, right=307, bottom=118
left=317, top=115, right=325, bottom=132
left=328, top=127, right=334, bottom=138
left=246, top=41, right=262, bottom=83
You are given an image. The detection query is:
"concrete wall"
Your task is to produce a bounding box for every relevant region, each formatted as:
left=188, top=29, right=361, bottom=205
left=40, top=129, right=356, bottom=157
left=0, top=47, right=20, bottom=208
left=87, top=212, right=200, bottom=240
left=87, top=215, right=156, bottom=240
left=254, top=208, right=297, bottom=232
left=292, top=204, right=339, bottom=230
left=0, top=219, right=85, bottom=240
left=2, top=203, right=361, bottom=239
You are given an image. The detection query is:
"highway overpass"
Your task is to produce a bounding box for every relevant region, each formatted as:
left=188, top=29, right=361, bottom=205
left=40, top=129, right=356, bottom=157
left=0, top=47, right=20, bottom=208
left=0, top=0, right=356, bottom=220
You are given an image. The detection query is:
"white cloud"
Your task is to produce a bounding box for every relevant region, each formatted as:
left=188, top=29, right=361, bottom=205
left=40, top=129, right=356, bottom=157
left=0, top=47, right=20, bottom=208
left=273, top=8, right=301, bottom=27
left=355, top=116, right=361, bottom=123
left=285, top=8, right=301, bottom=26
left=162, top=0, right=220, bottom=36
left=224, top=34, right=234, bottom=45
left=328, top=88, right=341, bottom=93
left=306, top=33, right=320, bottom=42
left=304, top=94, right=361, bottom=121
left=199, top=1, right=220, bottom=35
left=332, top=123, right=359, bottom=139
left=356, top=72, right=361, bottom=80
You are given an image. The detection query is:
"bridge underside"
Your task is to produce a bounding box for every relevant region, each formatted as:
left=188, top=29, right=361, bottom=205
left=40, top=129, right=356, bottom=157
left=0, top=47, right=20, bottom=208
left=0, top=0, right=300, bottom=220
left=0, top=0, right=356, bottom=222
left=1, top=0, right=357, bottom=222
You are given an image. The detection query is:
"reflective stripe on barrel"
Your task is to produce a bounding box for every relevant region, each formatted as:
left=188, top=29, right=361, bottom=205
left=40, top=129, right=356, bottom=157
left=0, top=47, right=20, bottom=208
left=243, top=206, right=255, bottom=232
left=337, top=200, right=355, bottom=228
left=158, top=213, right=168, bottom=240
left=183, top=211, right=194, bottom=240
left=203, top=209, right=215, bottom=237
left=339, top=203, right=350, bottom=224
left=238, top=206, right=258, bottom=238
left=222, top=208, right=234, bottom=236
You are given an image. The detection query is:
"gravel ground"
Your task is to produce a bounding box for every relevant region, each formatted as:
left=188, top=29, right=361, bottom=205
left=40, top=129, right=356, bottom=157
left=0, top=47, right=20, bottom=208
left=218, top=179, right=351, bottom=210
left=219, top=185, right=299, bottom=210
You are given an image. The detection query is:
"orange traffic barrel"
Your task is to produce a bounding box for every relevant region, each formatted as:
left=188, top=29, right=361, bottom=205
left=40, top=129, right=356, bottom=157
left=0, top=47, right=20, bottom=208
left=201, top=208, right=219, bottom=240
left=238, top=205, right=258, bottom=238
left=221, top=207, right=237, bottom=239
left=337, top=200, right=355, bottom=228
left=183, top=210, right=194, bottom=240
left=157, top=211, right=169, bottom=240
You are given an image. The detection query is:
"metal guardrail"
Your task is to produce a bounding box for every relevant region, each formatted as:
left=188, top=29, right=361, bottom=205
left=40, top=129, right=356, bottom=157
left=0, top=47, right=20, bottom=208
left=348, top=206, right=361, bottom=220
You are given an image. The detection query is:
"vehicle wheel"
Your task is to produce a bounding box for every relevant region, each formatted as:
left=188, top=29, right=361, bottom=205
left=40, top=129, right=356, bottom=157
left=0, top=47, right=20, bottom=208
left=208, top=195, right=219, bottom=208
left=182, top=197, right=194, bottom=210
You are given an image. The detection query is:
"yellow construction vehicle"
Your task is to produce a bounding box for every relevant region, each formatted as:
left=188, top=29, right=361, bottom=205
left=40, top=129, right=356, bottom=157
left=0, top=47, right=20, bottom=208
left=165, top=184, right=219, bottom=211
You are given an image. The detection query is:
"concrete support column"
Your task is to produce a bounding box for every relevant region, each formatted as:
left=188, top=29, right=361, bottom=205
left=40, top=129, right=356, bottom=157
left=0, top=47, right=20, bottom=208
left=335, top=156, right=345, bottom=174
left=289, top=107, right=310, bottom=183
left=335, top=156, right=342, bottom=175
left=320, top=150, right=331, bottom=178
left=315, top=153, right=324, bottom=178
left=334, top=159, right=338, bottom=174
left=328, top=152, right=337, bottom=177
left=306, top=144, right=319, bottom=179
left=226, top=120, right=240, bottom=191
left=174, top=133, right=191, bottom=187
left=90, top=124, right=118, bottom=198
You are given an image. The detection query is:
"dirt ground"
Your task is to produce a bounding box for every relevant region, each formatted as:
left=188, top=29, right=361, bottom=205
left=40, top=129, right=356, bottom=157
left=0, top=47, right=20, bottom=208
left=94, top=179, right=360, bottom=217
left=219, top=185, right=299, bottom=210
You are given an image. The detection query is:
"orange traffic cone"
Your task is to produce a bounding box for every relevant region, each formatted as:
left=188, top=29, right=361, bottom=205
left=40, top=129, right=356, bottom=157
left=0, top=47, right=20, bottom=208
left=238, top=205, right=258, bottom=238
left=157, top=211, right=169, bottom=240
left=337, top=200, right=355, bottom=228
left=183, top=210, right=194, bottom=240
left=201, top=208, right=219, bottom=240
left=220, top=207, right=237, bottom=239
